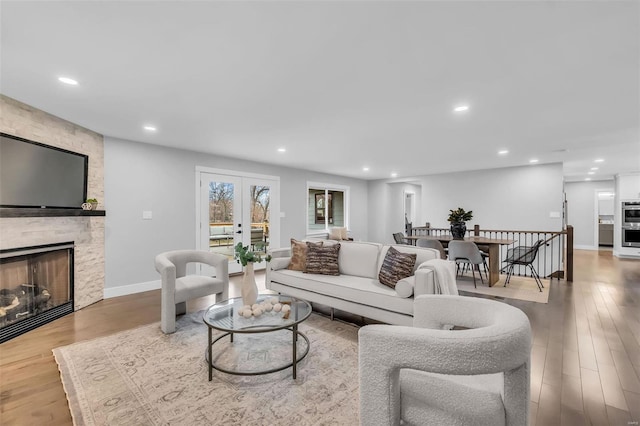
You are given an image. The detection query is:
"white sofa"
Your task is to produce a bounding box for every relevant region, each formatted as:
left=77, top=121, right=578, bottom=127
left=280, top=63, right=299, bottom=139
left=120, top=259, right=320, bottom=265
left=266, top=241, right=456, bottom=326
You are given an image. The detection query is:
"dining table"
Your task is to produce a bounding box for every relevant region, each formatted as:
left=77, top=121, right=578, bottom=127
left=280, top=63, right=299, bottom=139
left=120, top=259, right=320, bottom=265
left=405, top=235, right=515, bottom=286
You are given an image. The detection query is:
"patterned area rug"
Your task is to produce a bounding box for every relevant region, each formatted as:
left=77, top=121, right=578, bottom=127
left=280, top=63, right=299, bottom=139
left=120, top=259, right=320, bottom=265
left=456, top=274, right=551, bottom=303
left=53, top=312, right=360, bottom=425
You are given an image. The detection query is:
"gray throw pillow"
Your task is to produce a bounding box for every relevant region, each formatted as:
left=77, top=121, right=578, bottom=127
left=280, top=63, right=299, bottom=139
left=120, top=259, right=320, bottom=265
left=305, top=243, right=341, bottom=275
left=379, top=246, right=416, bottom=288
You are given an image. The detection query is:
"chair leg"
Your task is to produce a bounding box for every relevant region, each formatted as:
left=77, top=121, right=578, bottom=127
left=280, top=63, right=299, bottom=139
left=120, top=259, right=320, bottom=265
left=477, top=264, right=485, bottom=285
left=528, top=265, right=544, bottom=292
left=471, top=264, right=477, bottom=288
left=504, top=264, right=514, bottom=287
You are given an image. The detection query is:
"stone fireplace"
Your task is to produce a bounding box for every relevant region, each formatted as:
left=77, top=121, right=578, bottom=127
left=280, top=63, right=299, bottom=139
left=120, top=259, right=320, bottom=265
left=0, top=95, right=105, bottom=338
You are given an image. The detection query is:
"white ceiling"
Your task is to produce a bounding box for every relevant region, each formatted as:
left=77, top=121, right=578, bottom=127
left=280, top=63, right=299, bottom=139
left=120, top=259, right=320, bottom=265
left=1, top=1, right=638, bottom=182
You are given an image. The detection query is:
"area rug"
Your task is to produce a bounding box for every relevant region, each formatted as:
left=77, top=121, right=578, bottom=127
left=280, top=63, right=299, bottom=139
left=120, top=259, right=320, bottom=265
left=53, top=312, right=360, bottom=425
left=456, top=274, right=550, bottom=303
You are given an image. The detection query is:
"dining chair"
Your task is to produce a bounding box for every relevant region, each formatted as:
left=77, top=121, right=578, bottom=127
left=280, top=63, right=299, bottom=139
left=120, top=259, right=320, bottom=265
left=447, top=240, right=485, bottom=288
left=393, top=232, right=408, bottom=245
left=416, top=239, right=447, bottom=259
left=503, top=239, right=545, bottom=292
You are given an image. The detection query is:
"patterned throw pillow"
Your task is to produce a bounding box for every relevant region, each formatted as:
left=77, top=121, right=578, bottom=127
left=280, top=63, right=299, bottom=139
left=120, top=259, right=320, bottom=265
left=378, top=246, right=417, bottom=288
left=305, top=243, right=341, bottom=275
left=288, top=239, right=322, bottom=271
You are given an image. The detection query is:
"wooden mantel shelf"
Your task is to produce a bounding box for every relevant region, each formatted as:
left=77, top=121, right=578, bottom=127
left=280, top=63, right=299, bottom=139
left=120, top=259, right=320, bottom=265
left=0, top=208, right=106, bottom=218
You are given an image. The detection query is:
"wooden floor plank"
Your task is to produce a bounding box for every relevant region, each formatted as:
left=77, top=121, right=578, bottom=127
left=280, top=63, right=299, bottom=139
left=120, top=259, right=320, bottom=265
left=536, top=382, right=562, bottom=426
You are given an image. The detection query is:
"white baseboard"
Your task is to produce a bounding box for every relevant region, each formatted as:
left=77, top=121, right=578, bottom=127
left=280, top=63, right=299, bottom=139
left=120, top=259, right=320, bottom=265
left=104, top=279, right=161, bottom=299
left=573, top=245, right=598, bottom=251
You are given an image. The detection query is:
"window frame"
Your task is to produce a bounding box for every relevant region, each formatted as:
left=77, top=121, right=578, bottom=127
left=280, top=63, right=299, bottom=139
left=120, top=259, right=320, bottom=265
left=306, top=182, right=349, bottom=236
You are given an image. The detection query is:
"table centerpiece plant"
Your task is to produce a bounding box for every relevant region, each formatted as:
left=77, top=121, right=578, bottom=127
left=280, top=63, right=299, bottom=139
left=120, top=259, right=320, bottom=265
left=447, top=207, right=473, bottom=239
left=234, top=242, right=271, bottom=306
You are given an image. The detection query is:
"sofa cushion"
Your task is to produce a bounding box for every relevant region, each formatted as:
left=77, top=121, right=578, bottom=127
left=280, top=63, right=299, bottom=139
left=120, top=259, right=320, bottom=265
left=379, top=245, right=439, bottom=274
left=269, top=269, right=414, bottom=315
left=338, top=241, right=383, bottom=279
left=379, top=246, right=417, bottom=288
left=288, top=239, right=322, bottom=271
left=305, top=243, right=340, bottom=275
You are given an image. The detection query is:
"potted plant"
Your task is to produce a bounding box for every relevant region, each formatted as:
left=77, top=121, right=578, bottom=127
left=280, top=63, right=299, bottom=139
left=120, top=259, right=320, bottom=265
left=447, top=207, right=473, bottom=239
left=234, top=242, right=271, bottom=306
left=86, top=198, right=98, bottom=210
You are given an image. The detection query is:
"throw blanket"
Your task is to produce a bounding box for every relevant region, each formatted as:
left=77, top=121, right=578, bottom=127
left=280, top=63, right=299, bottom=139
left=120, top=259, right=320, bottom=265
left=418, top=259, right=458, bottom=295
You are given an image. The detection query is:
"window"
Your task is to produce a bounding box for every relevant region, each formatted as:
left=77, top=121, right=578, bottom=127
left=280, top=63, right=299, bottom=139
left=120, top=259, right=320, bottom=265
left=307, top=183, right=349, bottom=234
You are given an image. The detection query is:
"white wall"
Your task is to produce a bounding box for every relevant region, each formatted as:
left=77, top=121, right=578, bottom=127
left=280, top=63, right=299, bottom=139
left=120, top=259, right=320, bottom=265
left=368, top=163, right=564, bottom=244
left=564, top=180, right=615, bottom=249
left=104, top=137, right=368, bottom=291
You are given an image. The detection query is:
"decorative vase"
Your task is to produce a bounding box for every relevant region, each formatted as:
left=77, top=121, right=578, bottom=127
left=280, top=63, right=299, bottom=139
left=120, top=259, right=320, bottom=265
left=450, top=222, right=466, bottom=239
left=241, top=262, right=258, bottom=306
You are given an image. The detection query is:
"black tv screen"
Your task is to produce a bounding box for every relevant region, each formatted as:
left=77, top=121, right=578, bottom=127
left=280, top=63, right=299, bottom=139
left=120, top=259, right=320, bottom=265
left=0, top=133, right=88, bottom=209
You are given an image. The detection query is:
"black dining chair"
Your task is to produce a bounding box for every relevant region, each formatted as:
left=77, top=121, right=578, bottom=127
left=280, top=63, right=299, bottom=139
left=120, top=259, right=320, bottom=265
left=393, top=232, right=408, bottom=245
left=503, top=239, right=545, bottom=292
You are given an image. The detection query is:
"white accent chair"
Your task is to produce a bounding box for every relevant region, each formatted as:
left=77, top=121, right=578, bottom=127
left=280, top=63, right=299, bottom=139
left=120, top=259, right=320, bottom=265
left=359, top=295, right=532, bottom=426
left=155, top=250, right=229, bottom=334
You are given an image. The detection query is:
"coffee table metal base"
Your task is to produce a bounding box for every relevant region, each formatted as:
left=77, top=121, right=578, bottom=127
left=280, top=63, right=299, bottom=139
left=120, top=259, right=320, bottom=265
left=207, top=324, right=310, bottom=380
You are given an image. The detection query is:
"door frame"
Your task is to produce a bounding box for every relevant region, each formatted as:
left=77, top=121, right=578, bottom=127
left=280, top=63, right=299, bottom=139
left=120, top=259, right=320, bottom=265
left=195, top=166, right=280, bottom=270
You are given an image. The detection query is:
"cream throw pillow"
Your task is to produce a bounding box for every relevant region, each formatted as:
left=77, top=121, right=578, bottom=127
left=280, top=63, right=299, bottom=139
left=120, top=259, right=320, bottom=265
left=329, top=227, right=348, bottom=240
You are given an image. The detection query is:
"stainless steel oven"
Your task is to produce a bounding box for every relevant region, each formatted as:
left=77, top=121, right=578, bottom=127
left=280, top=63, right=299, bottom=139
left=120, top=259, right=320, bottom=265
left=622, top=201, right=640, bottom=226
left=622, top=226, right=640, bottom=247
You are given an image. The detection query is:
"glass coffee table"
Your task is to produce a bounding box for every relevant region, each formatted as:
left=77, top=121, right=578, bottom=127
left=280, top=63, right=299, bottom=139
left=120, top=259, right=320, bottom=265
left=203, top=294, right=312, bottom=380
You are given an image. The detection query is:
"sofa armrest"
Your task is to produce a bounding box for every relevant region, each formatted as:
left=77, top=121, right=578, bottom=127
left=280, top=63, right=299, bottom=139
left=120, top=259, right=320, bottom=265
left=268, top=247, right=291, bottom=259
left=269, top=257, right=291, bottom=271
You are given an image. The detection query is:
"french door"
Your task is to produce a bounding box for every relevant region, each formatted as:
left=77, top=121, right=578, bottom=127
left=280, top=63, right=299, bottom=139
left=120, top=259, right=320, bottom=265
left=197, top=168, right=280, bottom=275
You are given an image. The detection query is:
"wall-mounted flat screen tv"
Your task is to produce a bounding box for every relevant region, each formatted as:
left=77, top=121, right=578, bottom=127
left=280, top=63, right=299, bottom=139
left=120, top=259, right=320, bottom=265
left=0, top=132, right=88, bottom=209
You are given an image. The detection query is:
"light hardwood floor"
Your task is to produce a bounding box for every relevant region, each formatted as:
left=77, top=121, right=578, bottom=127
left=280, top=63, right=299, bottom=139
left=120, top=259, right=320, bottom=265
left=0, top=250, right=639, bottom=425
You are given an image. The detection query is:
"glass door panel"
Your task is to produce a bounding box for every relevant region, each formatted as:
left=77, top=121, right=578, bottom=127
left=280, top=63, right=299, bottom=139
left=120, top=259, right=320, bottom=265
left=248, top=184, right=270, bottom=257
left=200, top=174, right=242, bottom=274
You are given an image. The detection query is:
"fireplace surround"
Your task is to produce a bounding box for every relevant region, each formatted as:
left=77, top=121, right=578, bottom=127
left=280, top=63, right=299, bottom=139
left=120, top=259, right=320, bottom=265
left=0, top=242, right=74, bottom=343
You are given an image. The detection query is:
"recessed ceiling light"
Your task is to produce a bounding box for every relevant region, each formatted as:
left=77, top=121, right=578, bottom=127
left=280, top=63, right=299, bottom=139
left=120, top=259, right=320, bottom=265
left=529, top=159, right=539, bottom=163
left=453, top=105, right=469, bottom=113
left=58, top=76, right=78, bottom=85
left=143, top=125, right=157, bottom=132
left=277, top=147, right=286, bottom=153
left=588, top=171, right=595, bottom=175
left=590, top=167, right=598, bottom=171
left=363, top=167, right=370, bottom=172
left=391, top=172, right=398, bottom=178
left=594, top=158, right=604, bottom=163
left=585, top=178, right=592, bottom=181
left=498, top=150, right=509, bottom=155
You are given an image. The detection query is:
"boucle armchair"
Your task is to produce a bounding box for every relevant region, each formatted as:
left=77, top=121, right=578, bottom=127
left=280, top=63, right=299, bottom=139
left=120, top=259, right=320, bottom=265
left=155, top=250, right=229, bottom=334
left=359, top=295, right=531, bottom=426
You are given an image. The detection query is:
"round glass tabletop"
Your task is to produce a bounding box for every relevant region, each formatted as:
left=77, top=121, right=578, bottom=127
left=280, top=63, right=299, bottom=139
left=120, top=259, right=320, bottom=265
left=203, top=294, right=312, bottom=333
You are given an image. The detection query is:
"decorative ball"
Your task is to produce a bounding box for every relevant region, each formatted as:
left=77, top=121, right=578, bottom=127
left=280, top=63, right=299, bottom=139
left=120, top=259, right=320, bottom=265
left=237, top=307, right=245, bottom=316
left=251, top=304, right=260, bottom=311
left=263, top=303, right=273, bottom=312
left=281, top=304, right=291, bottom=313
left=269, top=297, right=279, bottom=304
left=253, top=307, right=263, bottom=316
left=242, top=310, right=252, bottom=319
left=273, top=303, right=282, bottom=312
left=243, top=305, right=252, bottom=312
